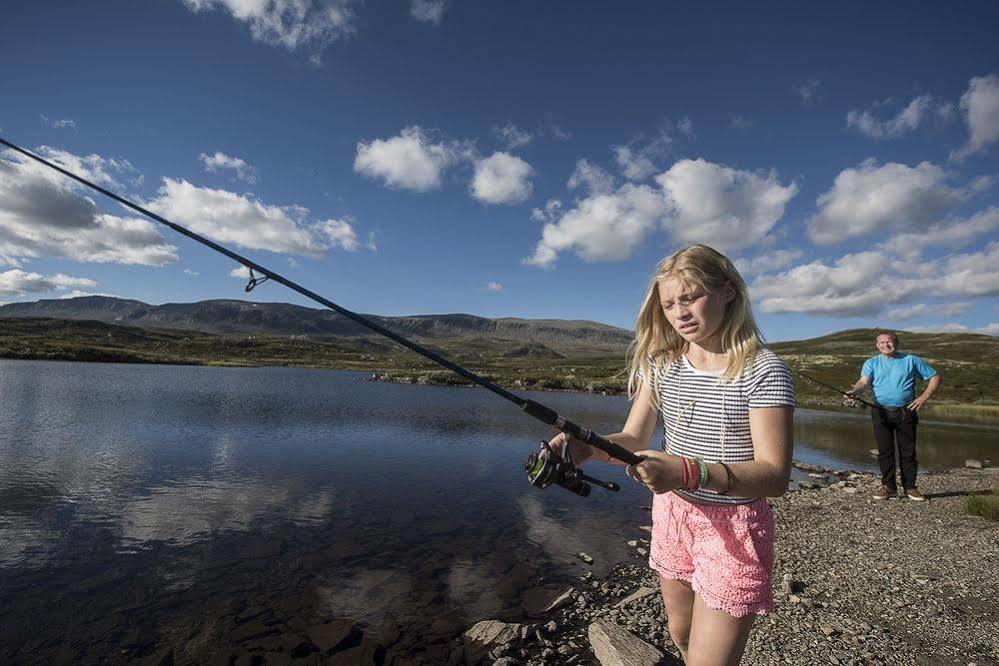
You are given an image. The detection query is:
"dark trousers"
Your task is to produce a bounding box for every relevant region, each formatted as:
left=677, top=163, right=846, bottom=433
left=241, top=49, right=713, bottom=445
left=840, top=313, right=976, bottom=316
left=871, top=407, right=918, bottom=490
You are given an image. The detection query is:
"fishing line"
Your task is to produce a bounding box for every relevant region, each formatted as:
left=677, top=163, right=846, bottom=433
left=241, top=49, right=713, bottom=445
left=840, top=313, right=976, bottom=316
left=0, top=136, right=640, bottom=496
left=790, top=367, right=876, bottom=409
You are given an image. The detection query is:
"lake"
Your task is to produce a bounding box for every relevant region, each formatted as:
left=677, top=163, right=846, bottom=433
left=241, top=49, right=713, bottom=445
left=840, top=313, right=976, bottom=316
left=0, top=360, right=995, bottom=663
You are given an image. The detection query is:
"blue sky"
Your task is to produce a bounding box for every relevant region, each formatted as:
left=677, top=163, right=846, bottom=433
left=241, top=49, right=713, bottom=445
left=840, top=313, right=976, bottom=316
left=0, top=0, right=997, bottom=340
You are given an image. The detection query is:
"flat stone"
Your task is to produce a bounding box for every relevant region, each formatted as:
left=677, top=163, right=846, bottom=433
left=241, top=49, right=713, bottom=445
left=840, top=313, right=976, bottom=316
left=614, top=586, right=657, bottom=608
left=587, top=618, right=664, bottom=666
left=464, top=620, right=522, bottom=663
left=522, top=587, right=574, bottom=617
left=965, top=459, right=984, bottom=469
left=577, top=552, right=594, bottom=565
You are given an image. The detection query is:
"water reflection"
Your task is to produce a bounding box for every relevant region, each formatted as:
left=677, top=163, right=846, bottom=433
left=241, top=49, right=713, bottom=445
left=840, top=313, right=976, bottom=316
left=0, top=360, right=994, bottom=663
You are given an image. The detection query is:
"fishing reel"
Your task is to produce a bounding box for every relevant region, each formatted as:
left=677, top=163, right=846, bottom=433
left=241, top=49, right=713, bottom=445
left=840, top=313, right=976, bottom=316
left=524, top=441, right=621, bottom=497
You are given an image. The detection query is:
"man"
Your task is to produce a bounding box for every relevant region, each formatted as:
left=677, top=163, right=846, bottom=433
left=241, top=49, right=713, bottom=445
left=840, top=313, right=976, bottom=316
left=848, top=331, right=941, bottom=501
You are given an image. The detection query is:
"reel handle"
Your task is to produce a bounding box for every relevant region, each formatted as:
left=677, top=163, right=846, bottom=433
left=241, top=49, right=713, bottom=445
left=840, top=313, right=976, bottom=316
left=521, top=400, right=642, bottom=465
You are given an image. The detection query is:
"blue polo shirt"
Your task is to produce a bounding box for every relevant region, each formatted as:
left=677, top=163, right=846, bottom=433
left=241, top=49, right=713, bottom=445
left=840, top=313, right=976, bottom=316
left=861, top=353, right=938, bottom=407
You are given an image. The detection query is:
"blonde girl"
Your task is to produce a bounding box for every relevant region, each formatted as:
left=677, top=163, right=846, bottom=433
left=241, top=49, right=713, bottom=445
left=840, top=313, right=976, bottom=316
left=552, top=244, right=794, bottom=665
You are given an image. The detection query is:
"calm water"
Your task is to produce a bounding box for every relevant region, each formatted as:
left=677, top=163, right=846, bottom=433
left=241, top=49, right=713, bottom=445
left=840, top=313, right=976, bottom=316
left=1, top=360, right=995, bottom=663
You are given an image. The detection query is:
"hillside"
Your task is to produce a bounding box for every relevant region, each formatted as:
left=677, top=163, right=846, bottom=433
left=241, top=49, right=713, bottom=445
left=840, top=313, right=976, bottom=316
left=0, top=299, right=995, bottom=414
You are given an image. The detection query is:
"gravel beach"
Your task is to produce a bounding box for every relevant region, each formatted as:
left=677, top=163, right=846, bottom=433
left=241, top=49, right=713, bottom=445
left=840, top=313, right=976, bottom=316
left=461, top=465, right=999, bottom=666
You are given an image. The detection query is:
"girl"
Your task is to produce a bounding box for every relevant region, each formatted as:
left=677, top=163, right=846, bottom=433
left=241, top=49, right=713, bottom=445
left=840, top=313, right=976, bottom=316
left=552, top=244, right=794, bottom=665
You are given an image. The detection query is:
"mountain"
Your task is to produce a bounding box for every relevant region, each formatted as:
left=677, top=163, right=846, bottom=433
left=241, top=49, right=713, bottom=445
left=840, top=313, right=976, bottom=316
left=0, top=296, right=633, bottom=352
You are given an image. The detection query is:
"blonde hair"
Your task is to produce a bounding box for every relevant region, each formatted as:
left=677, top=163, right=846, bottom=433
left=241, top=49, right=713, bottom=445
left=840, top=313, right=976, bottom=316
left=627, top=244, right=764, bottom=403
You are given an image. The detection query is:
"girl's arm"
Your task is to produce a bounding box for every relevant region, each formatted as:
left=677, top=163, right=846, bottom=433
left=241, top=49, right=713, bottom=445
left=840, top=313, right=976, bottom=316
left=550, top=378, right=659, bottom=466
left=703, top=406, right=793, bottom=497
left=631, top=405, right=793, bottom=497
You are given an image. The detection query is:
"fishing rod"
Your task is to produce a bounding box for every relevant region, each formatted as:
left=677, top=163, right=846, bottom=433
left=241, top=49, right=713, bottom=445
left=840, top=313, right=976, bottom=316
left=0, top=136, right=641, bottom=497
left=790, top=368, right=877, bottom=409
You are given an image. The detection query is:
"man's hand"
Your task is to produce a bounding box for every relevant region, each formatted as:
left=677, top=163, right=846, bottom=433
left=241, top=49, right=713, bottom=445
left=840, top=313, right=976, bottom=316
left=907, top=395, right=929, bottom=411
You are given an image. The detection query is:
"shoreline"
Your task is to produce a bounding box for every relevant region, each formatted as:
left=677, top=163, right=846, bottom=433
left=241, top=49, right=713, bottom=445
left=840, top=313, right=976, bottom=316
left=450, top=463, right=998, bottom=666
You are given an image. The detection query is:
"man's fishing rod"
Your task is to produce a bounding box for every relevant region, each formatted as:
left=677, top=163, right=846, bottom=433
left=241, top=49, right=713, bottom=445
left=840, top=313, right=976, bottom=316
left=790, top=368, right=877, bottom=409
left=0, top=136, right=641, bottom=497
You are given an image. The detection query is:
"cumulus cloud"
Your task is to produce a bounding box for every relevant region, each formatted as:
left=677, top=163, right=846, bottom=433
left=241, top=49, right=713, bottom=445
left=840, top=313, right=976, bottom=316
left=199, top=151, right=257, bottom=183
left=148, top=178, right=362, bottom=256
left=905, top=322, right=999, bottom=336
left=567, top=159, right=615, bottom=195
left=752, top=244, right=999, bottom=316
left=734, top=249, right=804, bottom=277
left=613, top=147, right=657, bottom=181
left=846, top=95, right=953, bottom=139
left=471, top=152, right=534, bottom=205
left=410, top=0, right=446, bottom=25
left=181, top=0, right=356, bottom=53
left=485, top=281, right=503, bottom=292
left=656, top=159, right=798, bottom=251
left=951, top=74, right=999, bottom=161
left=886, top=302, right=972, bottom=321
left=879, top=206, right=999, bottom=259
left=807, top=160, right=964, bottom=245
left=354, top=126, right=467, bottom=192
left=493, top=123, right=532, bottom=150
left=0, top=269, right=97, bottom=297
left=524, top=183, right=668, bottom=268
left=0, top=148, right=178, bottom=266
left=530, top=198, right=563, bottom=223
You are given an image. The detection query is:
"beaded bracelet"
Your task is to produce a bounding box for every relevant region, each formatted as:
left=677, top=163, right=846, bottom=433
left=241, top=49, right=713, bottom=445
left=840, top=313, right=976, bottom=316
left=696, top=458, right=709, bottom=490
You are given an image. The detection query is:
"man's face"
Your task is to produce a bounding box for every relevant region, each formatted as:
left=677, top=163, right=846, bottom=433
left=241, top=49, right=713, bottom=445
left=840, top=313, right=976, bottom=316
left=876, top=335, right=898, bottom=357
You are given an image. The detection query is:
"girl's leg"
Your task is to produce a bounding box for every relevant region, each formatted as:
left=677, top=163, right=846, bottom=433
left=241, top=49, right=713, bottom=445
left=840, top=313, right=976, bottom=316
left=684, top=594, right=756, bottom=666
left=659, top=575, right=695, bottom=661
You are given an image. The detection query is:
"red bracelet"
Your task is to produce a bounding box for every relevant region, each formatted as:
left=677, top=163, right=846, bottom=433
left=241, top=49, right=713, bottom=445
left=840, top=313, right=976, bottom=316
left=686, top=457, right=699, bottom=490
left=680, top=456, right=689, bottom=488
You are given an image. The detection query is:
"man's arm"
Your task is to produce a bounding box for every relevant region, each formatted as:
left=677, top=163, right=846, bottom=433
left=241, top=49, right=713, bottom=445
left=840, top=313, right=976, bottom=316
left=848, top=375, right=871, bottom=396
left=908, top=374, right=942, bottom=411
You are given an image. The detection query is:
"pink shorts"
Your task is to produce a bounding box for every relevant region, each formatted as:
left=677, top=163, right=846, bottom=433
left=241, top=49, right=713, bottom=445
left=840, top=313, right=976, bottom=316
left=649, top=491, right=775, bottom=617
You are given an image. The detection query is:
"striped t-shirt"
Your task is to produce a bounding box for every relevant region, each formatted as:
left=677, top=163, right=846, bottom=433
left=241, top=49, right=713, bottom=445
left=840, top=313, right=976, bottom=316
left=649, top=348, right=795, bottom=505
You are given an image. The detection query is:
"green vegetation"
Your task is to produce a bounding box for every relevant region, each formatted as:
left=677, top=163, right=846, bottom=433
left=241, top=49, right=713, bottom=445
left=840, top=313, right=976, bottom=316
left=965, top=486, right=999, bottom=521
left=0, top=320, right=996, bottom=416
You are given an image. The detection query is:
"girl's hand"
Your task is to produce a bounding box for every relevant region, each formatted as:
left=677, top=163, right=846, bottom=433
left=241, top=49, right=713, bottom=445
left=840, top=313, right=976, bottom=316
left=627, top=450, right=683, bottom=494
left=547, top=432, right=595, bottom=466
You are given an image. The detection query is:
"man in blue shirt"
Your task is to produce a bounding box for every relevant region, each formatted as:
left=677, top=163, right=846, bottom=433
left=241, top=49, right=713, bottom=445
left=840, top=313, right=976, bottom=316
left=848, top=331, right=942, bottom=501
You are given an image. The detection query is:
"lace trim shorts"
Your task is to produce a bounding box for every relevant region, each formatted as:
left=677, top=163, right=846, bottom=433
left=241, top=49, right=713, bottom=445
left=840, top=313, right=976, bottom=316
left=649, top=491, right=775, bottom=617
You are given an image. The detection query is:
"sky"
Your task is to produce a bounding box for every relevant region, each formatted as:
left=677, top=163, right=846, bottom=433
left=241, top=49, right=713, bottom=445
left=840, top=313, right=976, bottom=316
left=0, top=0, right=997, bottom=341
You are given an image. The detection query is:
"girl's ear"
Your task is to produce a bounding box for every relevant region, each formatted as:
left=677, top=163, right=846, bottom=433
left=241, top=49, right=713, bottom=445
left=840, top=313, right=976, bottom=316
left=723, top=281, right=736, bottom=304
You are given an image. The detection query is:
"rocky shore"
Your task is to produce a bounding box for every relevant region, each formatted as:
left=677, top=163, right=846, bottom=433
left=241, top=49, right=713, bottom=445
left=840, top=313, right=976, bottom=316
left=455, top=464, right=999, bottom=666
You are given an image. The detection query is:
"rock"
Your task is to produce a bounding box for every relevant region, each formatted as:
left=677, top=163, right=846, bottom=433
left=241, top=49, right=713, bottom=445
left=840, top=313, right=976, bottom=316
left=798, top=481, right=821, bottom=490
left=307, top=619, right=357, bottom=652
left=587, top=618, right=664, bottom=666
left=522, top=587, right=575, bottom=617
left=635, top=548, right=647, bottom=556
left=464, top=621, right=522, bottom=664
left=626, top=540, right=638, bottom=548
left=965, top=459, right=984, bottom=469
left=842, top=487, right=859, bottom=494
left=577, top=552, right=594, bottom=565
left=637, top=525, right=652, bottom=534
left=615, top=587, right=657, bottom=608
left=820, top=625, right=839, bottom=637
left=869, top=449, right=879, bottom=457
left=808, top=472, right=828, bottom=479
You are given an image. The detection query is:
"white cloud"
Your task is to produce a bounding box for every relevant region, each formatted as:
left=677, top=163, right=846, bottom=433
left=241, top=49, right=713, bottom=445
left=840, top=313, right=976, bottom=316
left=471, top=152, right=534, bottom=205
left=567, top=159, right=615, bottom=195
left=614, top=147, right=657, bottom=181
left=886, top=302, right=972, bottom=321
left=181, top=0, right=356, bottom=52
left=879, top=206, right=999, bottom=259
left=905, top=322, right=999, bottom=336
left=0, top=269, right=97, bottom=297
left=354, top=126, right=466, bottom=192
left=846, top=95, right=951, bottom=139
left=148, top=178, right=361, bottom=255
left=951, top=74, right=999, bottom=161
left=807, top=160, right=963, bottom=245
left=655, top=159, right=798, bottom=251
left=0, top=148, right=178, bottom=266
left=493, top=123, right=532, bottom=150
left=753, top=252, right=912, bottom=316
left=734, top=249, right=804, bottom=277
left=524, top=183, right=668, bottom=269
left=677, top=117, right=694, bottom=138
left=795, top=79, right=821, bottom=105
left=410, top=0, right=446, bottom=25
left=230, top=265, right=250, bottom=279
left=199, top=151, right=257, bottom=183
left=486, top=281, right=503, bottom=292
left=183, top=268, right=199, bottom=276
left=530, top=198, right=563, bottom=222
left=41, top=115, right=77, bottom=131
left=752, top=244, right=999, bottom=316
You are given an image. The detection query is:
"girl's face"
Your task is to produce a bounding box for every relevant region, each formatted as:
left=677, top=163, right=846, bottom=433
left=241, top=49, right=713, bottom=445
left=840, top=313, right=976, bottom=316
left=658, top=277, right=734, bottom=348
